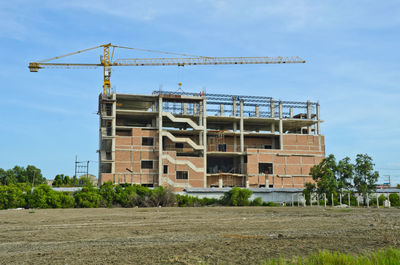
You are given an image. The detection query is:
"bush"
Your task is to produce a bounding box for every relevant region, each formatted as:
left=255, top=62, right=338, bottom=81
left=74, top=186, right=101, bottom=208
left=389, top=193, right=400, bottom=206
left=59, top=192, right=75, bottom=208
left=370, top=194, right=387, bottom=207
left=150, top=186, right=176, bottom=207
left=115, top=185, right=138, bottom=207
left=251, top=197, right=263, bottom=206
left=99, top=182, right=116, bottom=207
left=28, top=185, right=56, bottom=208
left=176, top=194, right=221, bottom=207
left=262, top=202, right=279, bottom=207
left=0, top=184, right=28, bottom=209
left=222, top=187, right=252, bottom=206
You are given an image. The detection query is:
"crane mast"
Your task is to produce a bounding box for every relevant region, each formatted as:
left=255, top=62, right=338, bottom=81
left=29, top=43, right=306, bottom=94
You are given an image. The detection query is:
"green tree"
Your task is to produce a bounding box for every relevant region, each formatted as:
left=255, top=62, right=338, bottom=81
left=0, top=168, right=17, bottom=185
left=53, top=174, right=63, bottom=187
left=0, top=166, right=46, bottom=185
left=303, top=182, right=316, bottom=205
left=309, top=154, right=338, bottom=203
left=353, top=154, right=379, bottom=205
left=52, top=174, right=73, bottom=187
left=336, top=157, right=354, bottom=190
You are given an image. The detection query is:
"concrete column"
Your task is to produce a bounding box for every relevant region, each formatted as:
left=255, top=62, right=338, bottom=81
left=270, top=98, right=275, bottom=133
left=307, top=100, right=311, bottom=134
left=270, top=98, right=275, bottom=118
left=233, top=122, right=237, bottom=152
left=316, top=103, right=321, bottom=135
left=203, top=98, right=207, bottom=188
left=218, top=177, right=223, bottom=188
left=111, top=93, right=116, bottom=174
left=199, top=102, right=203, bottom=146
left=265, top=178, right=269, bottom=187
left=233, top=97, right=237, bottom=117
left=240, top=100, right=244, bottom=175
left=279, top=101, right=283, bottom=150
left=158, top=96, right=163, bottom=186
left=255, top=106, right=260, bottom=117
left=193, top=103, right=198, bottom=116
left=183, top=103, right=188, bottom=115
left=220, top=104, right=224, bottom=116
left=289, top=108, right=293, bottom=118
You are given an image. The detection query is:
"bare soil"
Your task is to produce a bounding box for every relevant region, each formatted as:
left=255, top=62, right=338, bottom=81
left=0, top=207, right=399, bottom=264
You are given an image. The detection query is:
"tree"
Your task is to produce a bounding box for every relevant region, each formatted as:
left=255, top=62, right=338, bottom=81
left=303, top=182, right=316, bottom=205
left=0, top=169, right=17, bottom=185
left=336, top=157, right=354, bottom=190
left=309, top=154, right=338, bottom=202
left=52, top=174, right=73, bottom=187
left=0, top=166, right=46, bottom=185
left=353, top=154, right=379, bottom=205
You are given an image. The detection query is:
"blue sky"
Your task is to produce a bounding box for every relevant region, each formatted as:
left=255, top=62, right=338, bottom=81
left=1, top=0, right=399, bottom=184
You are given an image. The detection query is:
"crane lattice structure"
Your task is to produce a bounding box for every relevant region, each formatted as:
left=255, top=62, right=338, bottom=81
left=29, top=43, right=306, bottom=94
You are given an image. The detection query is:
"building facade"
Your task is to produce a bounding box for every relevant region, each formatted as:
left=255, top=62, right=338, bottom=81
left=98, top=91, right=325, bottom=190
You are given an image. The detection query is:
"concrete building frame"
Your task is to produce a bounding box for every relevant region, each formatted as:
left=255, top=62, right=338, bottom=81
left=98, top=91, right=325, bottom=190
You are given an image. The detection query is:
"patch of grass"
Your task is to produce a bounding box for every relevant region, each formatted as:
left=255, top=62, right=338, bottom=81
left=261, top=248, right=400, bottom=265
left=337, top=208, right=352, bottom=212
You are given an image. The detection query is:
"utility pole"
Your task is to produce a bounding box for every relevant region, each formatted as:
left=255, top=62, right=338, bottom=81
left=87, top=161, right=90, bottom=187
left=31, top=171, right=36, bottom=193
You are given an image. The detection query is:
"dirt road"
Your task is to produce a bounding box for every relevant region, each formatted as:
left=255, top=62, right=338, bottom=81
left=0, top=207, right=399, bottom=264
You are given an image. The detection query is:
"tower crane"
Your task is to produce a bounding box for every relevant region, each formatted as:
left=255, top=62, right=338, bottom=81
left=29, top=43, right=305, bottom=95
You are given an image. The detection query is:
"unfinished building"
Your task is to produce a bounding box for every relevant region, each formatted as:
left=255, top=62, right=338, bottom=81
left=98, top=91, right=325, bottom=190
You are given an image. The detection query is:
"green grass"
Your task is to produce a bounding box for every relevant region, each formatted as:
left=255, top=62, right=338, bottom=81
left=262, top=248, right=400, bottom=265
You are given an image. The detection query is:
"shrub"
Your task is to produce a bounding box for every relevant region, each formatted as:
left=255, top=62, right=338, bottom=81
left=389, top=193, right=400, bottom=206
left=176, top=194, right=220, bottom=207
left=150, top=186, right=176, bottom=207
left=59, top=192, right=75, bottom=208
left=28, top=185, right=60, bottom=208
left=74, top=186, right=101, bottom=208
left=115, top=185, right=138, bottom=207
left=251, top=197, right=263, bottom=206
left=99, top=182, right=116, bottom=207
left=262, top=202, right=279, bottom=207
left=378, top=194, right=387, bottom=206
left=0, top=184, right=28, bottom=209
left=222, top=187, right=252, bottom=206
left=134, top=185, right=154, bottom=207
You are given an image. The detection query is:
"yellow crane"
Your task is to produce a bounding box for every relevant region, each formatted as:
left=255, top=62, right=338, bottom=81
left=29, top=43, right=305, bottom=95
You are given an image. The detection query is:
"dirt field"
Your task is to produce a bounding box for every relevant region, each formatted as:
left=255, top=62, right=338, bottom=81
left=0, top=207, right=399, bottom=264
